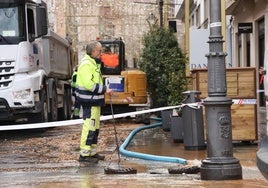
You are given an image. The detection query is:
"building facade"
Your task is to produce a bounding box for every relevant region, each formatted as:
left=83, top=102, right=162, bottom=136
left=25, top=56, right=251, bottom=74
left=226, top=0, right=268, bottom=106
left=177, top=0, right=268, bottom=106
left=43, top=0, right=183, bottom=68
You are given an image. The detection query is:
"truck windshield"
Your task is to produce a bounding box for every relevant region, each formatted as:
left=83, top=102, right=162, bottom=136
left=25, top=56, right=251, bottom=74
left=0, top=1, right=26, bottom=44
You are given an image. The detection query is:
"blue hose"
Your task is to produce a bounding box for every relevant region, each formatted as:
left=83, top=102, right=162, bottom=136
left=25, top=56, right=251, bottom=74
left=119, top=119, right=187, bottom=164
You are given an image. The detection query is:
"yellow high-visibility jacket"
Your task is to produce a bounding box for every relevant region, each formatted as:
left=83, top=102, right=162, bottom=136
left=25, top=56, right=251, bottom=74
left=75, top=54, right=106, bottom=106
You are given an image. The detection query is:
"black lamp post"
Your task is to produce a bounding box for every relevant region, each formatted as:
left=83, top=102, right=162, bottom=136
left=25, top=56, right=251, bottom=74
left=159, top=0, right=163, bottom=27
left=200, top=0, right=243, bottom=180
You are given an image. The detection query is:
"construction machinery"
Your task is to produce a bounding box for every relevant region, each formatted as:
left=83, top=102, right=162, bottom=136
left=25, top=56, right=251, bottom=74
left=0, top=0, right=73, bottom=124
left=99, top=38, right=150, bottom=120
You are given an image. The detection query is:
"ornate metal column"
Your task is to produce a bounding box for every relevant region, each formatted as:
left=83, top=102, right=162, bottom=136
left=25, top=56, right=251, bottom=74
left=200, top=0, right=242, bottom=180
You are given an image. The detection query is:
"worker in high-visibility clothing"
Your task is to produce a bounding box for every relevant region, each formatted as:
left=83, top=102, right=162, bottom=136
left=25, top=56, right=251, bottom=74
left=71, top=65, right=80, bottom=119
left=101, top=46, right=119, bottom=68
left=75, top=41, right=113, bottom=163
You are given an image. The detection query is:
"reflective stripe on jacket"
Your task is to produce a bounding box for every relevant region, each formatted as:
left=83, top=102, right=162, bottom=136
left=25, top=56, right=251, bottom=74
left=76, top=54, right=106, bottom=106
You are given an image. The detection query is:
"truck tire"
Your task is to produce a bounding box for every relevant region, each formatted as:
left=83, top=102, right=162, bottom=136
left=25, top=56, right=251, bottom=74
left=48, top=84, right=58, bottom=122
left=59, top=86, right=72, bottom=120
left=40, top=89, right=49, bottom=122
left=30, top=89, right=49, bottom=123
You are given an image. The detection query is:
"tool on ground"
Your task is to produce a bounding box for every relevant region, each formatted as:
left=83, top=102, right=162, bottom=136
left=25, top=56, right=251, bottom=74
left=104, top=96, right=137, bottom=174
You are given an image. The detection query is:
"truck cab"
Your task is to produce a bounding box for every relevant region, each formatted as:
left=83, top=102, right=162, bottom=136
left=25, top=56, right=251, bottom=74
left=0, top=0, right=47, bottom=45
left=0, top=0, right=72, bottom=123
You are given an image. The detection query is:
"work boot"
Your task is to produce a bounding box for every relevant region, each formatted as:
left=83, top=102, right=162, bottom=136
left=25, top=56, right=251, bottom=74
left=92, top=153, right=105, bottom=160
left=78, top=155, right=99, bottom=163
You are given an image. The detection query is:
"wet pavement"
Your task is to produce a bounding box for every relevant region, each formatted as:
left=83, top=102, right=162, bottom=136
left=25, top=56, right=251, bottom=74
left=1, top=116, right=268, bottom=187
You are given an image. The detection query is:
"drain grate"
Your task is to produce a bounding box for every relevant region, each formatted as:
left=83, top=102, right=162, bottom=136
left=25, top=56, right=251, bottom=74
left=104, top=167, right=137, bottom=174
left=168, top=166, right=200, bottom=174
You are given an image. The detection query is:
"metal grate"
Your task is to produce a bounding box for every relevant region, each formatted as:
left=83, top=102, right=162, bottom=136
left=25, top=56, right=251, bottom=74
left=0, top=61, right=15, bottom=89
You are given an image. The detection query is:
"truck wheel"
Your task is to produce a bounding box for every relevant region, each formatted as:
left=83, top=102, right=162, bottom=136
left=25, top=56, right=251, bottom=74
left=59, top=86, right=72, bottom=120
left=49, top=84, right=58, bottom=122
left=41, top=89, right=49, bottom=122
left=30, top=89, right=49, bottom=123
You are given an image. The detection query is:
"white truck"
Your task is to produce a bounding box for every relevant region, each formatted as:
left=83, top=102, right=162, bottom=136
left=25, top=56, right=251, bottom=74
left=0, top=0, right=73, bottom=123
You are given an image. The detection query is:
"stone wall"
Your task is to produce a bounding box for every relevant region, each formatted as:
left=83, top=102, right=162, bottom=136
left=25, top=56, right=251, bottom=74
left=43, top=0, right=183, bottom=67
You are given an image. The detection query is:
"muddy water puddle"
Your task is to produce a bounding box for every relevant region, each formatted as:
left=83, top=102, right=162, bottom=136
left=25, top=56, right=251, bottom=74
left=1, top=168, right=268, bottom=188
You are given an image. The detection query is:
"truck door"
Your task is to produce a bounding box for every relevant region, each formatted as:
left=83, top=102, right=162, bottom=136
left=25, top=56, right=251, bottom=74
left=26, top=4, right=47, bottom=42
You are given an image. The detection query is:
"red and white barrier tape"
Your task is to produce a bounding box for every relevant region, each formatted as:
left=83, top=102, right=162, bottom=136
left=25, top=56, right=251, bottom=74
left=232, top=99, right=257, bottom=105
left=182, top=99, right=257, bottom=108
left=0, top=105, right=182, bottom=131
left=0, top=99, right=257, bottom=131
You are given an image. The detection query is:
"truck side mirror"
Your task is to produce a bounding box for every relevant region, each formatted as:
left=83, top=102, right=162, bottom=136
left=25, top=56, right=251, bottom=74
left=36, top=7, right=48, bottom=36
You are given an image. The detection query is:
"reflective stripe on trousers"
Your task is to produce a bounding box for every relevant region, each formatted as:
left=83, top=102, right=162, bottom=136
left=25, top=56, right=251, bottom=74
left=80, top=106, right=101, bottom=157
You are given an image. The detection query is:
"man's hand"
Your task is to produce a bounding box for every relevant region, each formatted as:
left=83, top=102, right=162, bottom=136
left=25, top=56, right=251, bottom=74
left=106, top=88, right=113, bottom=95
left=259, top=67, right=266, bottom=75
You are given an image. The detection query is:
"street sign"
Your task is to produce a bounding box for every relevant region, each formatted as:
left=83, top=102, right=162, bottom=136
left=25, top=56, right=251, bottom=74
left=238, top=22, right=253, bottom=33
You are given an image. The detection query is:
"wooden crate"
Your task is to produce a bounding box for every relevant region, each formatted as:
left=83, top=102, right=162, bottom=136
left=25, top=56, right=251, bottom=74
left=231, top=104, right=257, bottom=141
left=191, top=67, right=256, bottom=99
left=189, top=67, right=257, bottom=141
left=202, top=104, right=257, bottom=141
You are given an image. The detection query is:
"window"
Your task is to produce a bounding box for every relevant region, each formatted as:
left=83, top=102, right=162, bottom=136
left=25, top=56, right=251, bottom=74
left=27, top=8, right=35, bottom=40
left=237, top=33, right=241, bottom=67
left=0, top=2, right=26, bottom=44
left=246, top=33, right=250, bottom=67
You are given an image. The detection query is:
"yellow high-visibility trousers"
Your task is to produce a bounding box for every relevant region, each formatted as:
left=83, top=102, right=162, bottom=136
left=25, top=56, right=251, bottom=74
left=80, top=106, right=100, bottom=157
